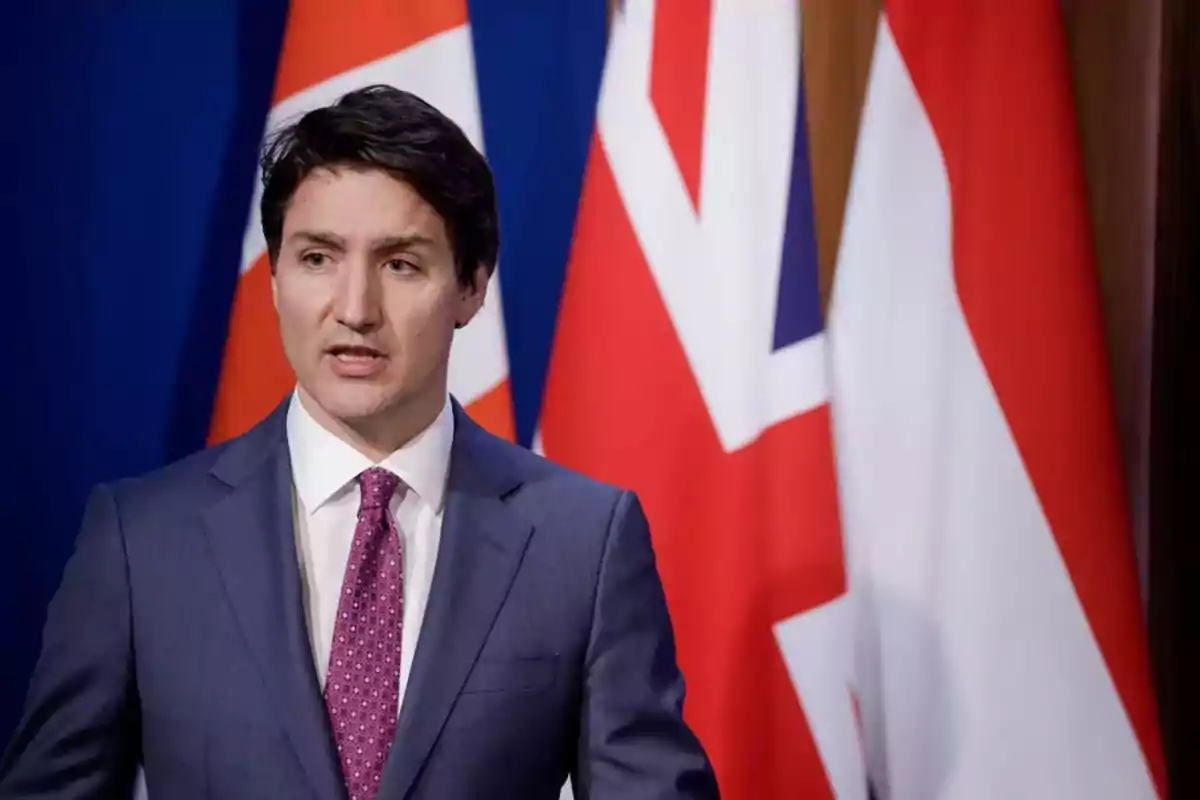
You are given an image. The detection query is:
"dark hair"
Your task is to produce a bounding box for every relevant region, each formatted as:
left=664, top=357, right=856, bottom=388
left=259, top=84, right=498, bottom=286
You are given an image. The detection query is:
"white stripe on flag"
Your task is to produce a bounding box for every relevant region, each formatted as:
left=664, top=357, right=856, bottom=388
left=828, top=20, right=1158, bottom=799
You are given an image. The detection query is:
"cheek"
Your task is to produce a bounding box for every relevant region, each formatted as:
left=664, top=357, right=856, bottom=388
left=275, top=297, right=302, bottom=337
left=387, top=295, right=457, bottom=352
left=275, top=286, right=323, bottom=350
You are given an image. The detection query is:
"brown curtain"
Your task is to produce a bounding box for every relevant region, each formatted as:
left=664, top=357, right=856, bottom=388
left=1150, top=0, right=1198, bottom=794
left=800, top=0, right=879, bottom=308
left=1065, top=2, right=1163, bottom=592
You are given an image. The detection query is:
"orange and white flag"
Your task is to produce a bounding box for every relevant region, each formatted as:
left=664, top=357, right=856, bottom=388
left=828, top=1, right=1165, bottom=796
left=209, top=0, right=514, bottom=444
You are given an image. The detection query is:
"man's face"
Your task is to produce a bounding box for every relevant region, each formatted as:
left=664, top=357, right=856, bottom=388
left=272, top=166, right=486, bottom=435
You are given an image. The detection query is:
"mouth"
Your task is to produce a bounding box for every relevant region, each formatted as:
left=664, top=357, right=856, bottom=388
left=327, top=344, right=385, bottom=359
left=325, top=344, right=388, bottom=377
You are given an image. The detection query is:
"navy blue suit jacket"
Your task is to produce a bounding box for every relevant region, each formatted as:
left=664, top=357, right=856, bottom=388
left=0, top=399, right=718, bottom=799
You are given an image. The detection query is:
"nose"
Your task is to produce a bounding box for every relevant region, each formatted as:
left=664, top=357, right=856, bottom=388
left=332, top=259, right=382, bottom=333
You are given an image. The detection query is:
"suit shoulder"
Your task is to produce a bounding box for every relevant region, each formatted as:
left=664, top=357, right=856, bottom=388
left=471, top=430, right=640, bottom=534
left=518, top=447, right=626, bottom=501
left=473, top=428, right=626, bottom=500
left=102, top=407, right=285, bottom=515
left=103, top=438, right=230, bottom=510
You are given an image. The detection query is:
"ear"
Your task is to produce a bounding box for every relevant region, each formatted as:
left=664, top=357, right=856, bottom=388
left=454, top=264, right=489, bottom=329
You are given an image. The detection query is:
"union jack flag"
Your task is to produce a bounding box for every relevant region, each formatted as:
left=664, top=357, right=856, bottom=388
left=540, top=2, right=865, bottom=796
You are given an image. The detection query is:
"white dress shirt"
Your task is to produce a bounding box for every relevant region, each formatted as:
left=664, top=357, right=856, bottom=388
left=285, top=391, right=454, bottom=715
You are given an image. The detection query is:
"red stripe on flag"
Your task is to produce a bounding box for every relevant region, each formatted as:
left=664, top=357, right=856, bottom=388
left=209, top=255, right=291, bottom=443
left=650, top=0, right=712, bottom=210
left=465, top=378, right=515, bottom=442
left=886, top=0, right=1165, bottom=789
left=272, top=0, right=468, bottom=103
left=541, top=136, right=843, bottom=798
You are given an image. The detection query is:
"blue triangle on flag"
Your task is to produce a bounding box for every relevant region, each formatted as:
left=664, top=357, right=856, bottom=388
left=773, top=64, right=823, bottom=351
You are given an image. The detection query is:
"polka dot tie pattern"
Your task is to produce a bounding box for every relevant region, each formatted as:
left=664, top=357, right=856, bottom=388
left=324, top=467, right=405, bottom=800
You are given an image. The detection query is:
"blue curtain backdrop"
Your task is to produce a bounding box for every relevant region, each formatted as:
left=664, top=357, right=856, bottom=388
left=0, top=1, right=607, bottom=741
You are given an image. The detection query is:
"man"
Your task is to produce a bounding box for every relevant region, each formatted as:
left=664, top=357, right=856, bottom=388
left=0, top=85, right=718, bottom=799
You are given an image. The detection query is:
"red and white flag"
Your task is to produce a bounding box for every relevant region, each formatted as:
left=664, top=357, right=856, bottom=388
left=541, top=1, right=865, bottom=797
left=209, top=0, right=514, bottom=444
left=828, top=2, right=1166, bottom=797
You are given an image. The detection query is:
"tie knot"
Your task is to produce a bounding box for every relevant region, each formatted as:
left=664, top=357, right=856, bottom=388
left=358, top=467, right=401, bottom=511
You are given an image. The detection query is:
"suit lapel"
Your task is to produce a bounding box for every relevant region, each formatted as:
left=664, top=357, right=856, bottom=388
left=378, top=404, right=533, bottom=799
left=201, top=404, right=346, bottom=800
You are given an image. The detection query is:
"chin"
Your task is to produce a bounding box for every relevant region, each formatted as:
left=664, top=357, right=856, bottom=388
left=311, top=382, right=399, bottom=424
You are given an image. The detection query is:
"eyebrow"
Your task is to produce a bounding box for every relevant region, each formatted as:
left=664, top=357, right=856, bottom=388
left=370, top=234, right=437, bottom=256
left=288, top=230, right=347, bottom=251
left=287, top=230, right=437, bottom=256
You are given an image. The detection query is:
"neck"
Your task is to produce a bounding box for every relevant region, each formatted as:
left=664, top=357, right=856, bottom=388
left=297, top=387, right=446, bottom=462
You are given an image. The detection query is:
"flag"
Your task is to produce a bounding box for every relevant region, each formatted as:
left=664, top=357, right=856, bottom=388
left=827, top=1, right=1166, bottom=797
left=209, top=0, right=514, bottom=444
left=540, top=1, right=865, bottom=797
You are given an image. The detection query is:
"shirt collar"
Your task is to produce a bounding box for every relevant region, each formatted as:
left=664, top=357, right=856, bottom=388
left=286, top=390, right=454, bottom=515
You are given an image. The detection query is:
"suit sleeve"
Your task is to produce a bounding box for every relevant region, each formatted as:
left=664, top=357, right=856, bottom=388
left=571, top=490, right=720, bottom=799
left=0, top=483, right=140, bottom=799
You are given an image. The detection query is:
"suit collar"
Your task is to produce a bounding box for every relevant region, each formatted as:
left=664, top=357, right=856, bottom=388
left=209, top=395, right=518, bottom=494
left=442, top=397, right=524, bottom=499
left=208, top=397, right=290, bottom=489
left=203, top=399, right=346, bottom=800
left=377, top=399, right=534, bottom=799
left=205, top=396, right=532, bottom=800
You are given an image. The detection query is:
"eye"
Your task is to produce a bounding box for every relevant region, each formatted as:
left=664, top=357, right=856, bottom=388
left=300, top=251, right=330, bottom=269
left=384, top=259, right=419, bottom=275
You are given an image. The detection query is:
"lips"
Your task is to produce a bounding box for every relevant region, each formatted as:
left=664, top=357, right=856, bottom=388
left=327, top=344, right=384, bottom=359
left=326, top=344, right=387, bottom=378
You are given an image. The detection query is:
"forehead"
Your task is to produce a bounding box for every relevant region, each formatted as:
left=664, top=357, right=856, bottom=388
left=283, top=166, right=448, bottom=244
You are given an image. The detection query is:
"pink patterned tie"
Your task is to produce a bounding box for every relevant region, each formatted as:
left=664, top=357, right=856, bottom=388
left=324, top=467, right=405, bottom=800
